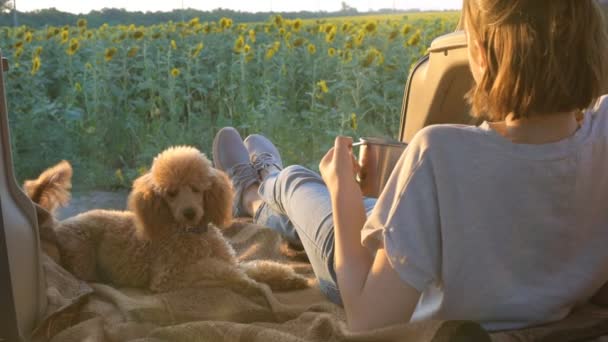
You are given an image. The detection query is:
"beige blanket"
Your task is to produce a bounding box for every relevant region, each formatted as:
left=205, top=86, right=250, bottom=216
left=32, top=220, right=608, bottom=342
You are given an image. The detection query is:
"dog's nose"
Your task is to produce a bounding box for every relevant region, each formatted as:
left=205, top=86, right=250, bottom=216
left=183, top=208, right=196, bottom=220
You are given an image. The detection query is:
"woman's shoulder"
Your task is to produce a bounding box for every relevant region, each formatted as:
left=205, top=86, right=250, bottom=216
left=590, top=96, right=608, bottom=129
left=408, top=122, right=488, bottom=152
left=594, top=95, right=608, bottom=112
left=402, top=123, right=492, bottom=169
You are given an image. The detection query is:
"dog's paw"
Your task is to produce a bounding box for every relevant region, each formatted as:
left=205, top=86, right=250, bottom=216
left=240, top=260, right=310, bottom=291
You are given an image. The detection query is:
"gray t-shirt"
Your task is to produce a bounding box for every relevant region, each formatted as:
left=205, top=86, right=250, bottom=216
left=361, top=98, right=608, bottom=331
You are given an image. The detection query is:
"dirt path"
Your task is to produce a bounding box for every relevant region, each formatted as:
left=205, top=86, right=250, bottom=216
left=57, top=191, right=129, bottom=219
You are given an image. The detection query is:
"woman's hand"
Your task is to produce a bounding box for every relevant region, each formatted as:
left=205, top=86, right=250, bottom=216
left=319, top=136, right=360, bottom=193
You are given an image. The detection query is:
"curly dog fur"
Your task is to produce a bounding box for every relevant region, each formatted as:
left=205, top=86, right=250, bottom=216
left=26, top=146, right=308, bottom=292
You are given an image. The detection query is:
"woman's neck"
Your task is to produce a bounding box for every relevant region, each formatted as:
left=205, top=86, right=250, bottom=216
left=488, top=111, right=581, bottom=144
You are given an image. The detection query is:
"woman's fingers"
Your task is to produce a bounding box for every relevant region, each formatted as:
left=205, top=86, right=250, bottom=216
left=321, top=137, right=362, bottom=190
left=319, top=147, right=335, bottom=178
left=334, top=136, right=354, bottom=156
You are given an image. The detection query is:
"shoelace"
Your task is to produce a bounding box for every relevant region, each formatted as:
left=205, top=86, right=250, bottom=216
left=227, top=163, right=259, bottom=217
left=251, top=152, right=282, bottom=177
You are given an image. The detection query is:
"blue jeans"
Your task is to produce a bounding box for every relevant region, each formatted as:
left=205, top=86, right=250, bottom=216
left=253, top=165, right=377, bottom=304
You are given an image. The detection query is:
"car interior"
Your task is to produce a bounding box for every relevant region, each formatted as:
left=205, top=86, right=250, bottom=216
left=1, top=26, right=607, bottom=340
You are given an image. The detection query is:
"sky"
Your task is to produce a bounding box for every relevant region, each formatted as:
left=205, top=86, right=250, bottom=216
left=16, top=0, right=463, bottom=14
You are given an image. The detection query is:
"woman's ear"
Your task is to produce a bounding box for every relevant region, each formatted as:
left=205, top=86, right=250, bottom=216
left=203, top=168, right=234, bottom=228
left=128, top=173, right=173, bottom=240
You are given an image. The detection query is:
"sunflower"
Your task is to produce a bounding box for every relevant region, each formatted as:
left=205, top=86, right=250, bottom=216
left=188, top=17, right=200, bottom=27
left=355, top=31, right=365, bottom=47
left=66, top=38, right=80, bottom=55
left=364, top=21, right=377, bottom=33
left=77, top=18, right=87, bottom=28
left=171, top=40, right=177, bottom=50
left=25, top=31, right=32, bottom=43
left=14, top=47, right=23, bottom=58
left=115, top=169, right=124, bottom=184
left=132, top=30, right=144, bottom=40
left=401, top=24, right=412, bottom=36
left=243, top=44, right=251, bottom=54
left=293, top=38, right=305, bottom=47
left=361, top=48, right=383, bottom=67
left=104, top=47, right=117, bottom=62
left=325, top=31, right=336, bottom=43
left=234, top=35, right=245, bottom=53
left=328, top=47, right=336, bottom=57
left=35, top=46, right=43, bottom=56
left=171, top=68, right=180, bottom=77
left=60, top=30, right=69, bottom=44
left=388, top=30, right=398, bottom=41
left=190, top=42, right=204, bottom=58
left=273, top=15, right=283, bottom=28
left=407, top=30, right=422, bottom=47
left=324, top=24, right=336, bottom=34
left=279, top=28, right=286, bottom=36
left=30, top=55, right=41, bottom=75
left=74, top=82, right=82, bottom=92
left=248, top=29, right=256, bottom=43
left=265, top=47, right=277, bottom=60
left=292, top=19, right=302, bottom=32
left=127, top=46, right=139, bottom=58
left=307, top=43, right=316, bottom=55
left=350, top=113, right=358, bottom=130
left=317, top=80, right=329, bottom=94
left=14, top=41, right=23, bottom=49
left=219, top=17, right=233, bottom=29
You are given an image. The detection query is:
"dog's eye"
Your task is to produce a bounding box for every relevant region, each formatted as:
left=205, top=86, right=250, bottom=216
left=167, top=190, right=177, bottom=198
left=191, top=186, right=200, bottom=193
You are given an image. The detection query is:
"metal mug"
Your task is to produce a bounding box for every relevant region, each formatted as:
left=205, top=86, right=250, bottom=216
left=354, top=137, right=408, bottom=198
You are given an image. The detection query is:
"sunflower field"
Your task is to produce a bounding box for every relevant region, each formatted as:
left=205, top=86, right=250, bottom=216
left=1, top=12, right=458, bottom=188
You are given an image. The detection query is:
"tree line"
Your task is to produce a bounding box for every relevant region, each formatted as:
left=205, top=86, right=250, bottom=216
left=0, top=7, right=422, bottom=28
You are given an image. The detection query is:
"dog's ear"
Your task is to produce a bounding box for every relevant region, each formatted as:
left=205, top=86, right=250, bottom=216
left=203, top=168, right=234, bottom=229
left=128, top=173, right=173, bottom=240
left=24, top=160, right=72, bottom=214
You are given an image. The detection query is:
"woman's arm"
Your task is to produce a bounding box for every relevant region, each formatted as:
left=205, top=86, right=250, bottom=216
left=320, top=137, right=421, bottom=331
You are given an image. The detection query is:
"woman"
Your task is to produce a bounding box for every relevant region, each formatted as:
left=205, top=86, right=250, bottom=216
left=212, top=0, right=608, bottom=332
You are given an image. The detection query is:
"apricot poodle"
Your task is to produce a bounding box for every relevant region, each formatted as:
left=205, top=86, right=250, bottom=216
left=26, top=146, right=308, bottom=292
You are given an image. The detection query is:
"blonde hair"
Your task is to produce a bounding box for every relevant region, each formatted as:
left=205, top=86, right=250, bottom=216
left=462, top=0, right=608, bottom=120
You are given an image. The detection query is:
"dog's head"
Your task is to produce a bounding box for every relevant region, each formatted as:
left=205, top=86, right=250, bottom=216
left=128, top=146, right=234, bottom=240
